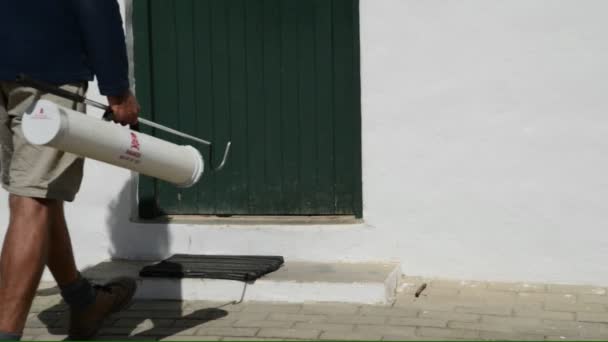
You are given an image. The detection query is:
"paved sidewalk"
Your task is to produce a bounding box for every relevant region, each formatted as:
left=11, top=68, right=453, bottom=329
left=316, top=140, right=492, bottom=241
left=25, top=277, right=608, bottom=340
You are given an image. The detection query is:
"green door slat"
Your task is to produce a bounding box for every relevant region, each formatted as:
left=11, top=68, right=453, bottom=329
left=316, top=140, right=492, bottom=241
left=175, top=0, right=198, bottom=213
left=332, top=0, right=356, bottom=214
left=133, top=0, right=158, bottom=218
left=245, top=0, right=267, bottom=214
left=135, top=0, right=362, bottom=217
left=314, top=0, right=336, bottom=214
left=296, top=0, right=318, bottom=214
left=150, top=0, right=182, bottom=214
left=262, top=0, right=285, bottom=213
left=210, top=0, right=233, bottom=214
left=279, top=0, right=302, bottom=215
left=192, top=0, right=216, bottom=214
left=351, top=0, right=363, bottom=218
left=226, top=0, right=250, bottom=215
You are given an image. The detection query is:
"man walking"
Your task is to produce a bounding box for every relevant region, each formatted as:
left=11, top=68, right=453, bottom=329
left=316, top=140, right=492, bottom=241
left=0, top=1, right=140, bottom=340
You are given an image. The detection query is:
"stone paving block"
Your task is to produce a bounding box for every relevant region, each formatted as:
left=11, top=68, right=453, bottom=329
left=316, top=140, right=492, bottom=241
left=419, top=310, right=480, bottom=323
left=33, top=311, right=63, bottom=321
left=579, top=294, right=608, bottom=305
left=267, top=313, right=327, bottom=323
left=31, top=295, right=63, bottom=307
left=114, top=310, right=185, bottom=319
left=94, top=336, right=126, bottom=341
left=430, top=279, right=487, bottom=290
left=548, top=284, right=607, bottom=295
left=394, top=298, right=457, bottom=311
left=160, top=327, right=198, bottom=336
left=221, top=338, right=291, bottom=341
left=185, top=301, right=240, bottom=311
left=173, top=319, right=237, bottom=328
left=29, top=303, right=67, bottom=314
left=359, top=306, right=418, bottom=317
left=416, top=327, right=479, bottom=339
left=32, top=334, right=67, bottom=341
left=388, top=317, right=447, bottom=328
left=160, top=336, right=221, bottom=341
left=512, top=302, right=544, bottom=311
left=196, top=327, right=259, bottom=337
left=101, top=318, right=119, bottom=328
left=449, top=321, right=514, bottom=333
left=26, top=315, right=56, bottom=328
left=22, top=328, right=53, bottom=336
left=482, top=315, right=542, bottom=326
left=518, top=319, right=604, bottom=337
left=321, top=331, right=383, bottom=341
left=294, top=322, right=354, bottom=332
left=224, top=312, right=270, bottom=321
left=241, top=303, right=302, bottom=314
left=300, top=303, right=360, bottom=315
left=458, top=289, right=518, bottom=303
left=579, top=322, right=608, bottom=339
left=478, top=331, right=545, bottom=341
left=487, top=282, right=547, bottom=293
left=257, top=328, right=321, bottom=340
left=455, top=304, right=513, bottom=316
left=115, top=318, right=175, bottom=328
left=415, top=287, right=460, bottom=298
left=514, top=309, right=575, bottom=321
left=382, top=336, right=421, bottom=341
left=577, top=312, right=608, bottom=323
left=137, top=328, right=195, bottom=337
left=95, top=335, right=153, bottom=341
left=233, top=320, right=294, bottom=328
left=98, top=327, right=137, bottom=336
left=518, top=292, right=577, bottom=304
left=129, top=301, right=189, bottom=311
left=545, top=301, right=606, bottom=312
left=544, top=335, right=584, bottom=341
left=326, top=314, right=386, bottom=325
left=355, top=324, right=416, bottom=337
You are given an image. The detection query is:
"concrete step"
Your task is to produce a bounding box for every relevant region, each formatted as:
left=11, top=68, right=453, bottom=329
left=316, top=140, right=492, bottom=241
left=78, top=260, right=401, bottom=305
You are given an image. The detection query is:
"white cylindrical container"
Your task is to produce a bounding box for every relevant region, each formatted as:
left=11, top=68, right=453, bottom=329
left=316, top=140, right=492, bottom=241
left=22, top=99, right=204, bottom=188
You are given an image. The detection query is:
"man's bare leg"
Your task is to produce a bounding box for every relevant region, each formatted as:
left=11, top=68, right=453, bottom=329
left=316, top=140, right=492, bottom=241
left=46, top=202, right=79, bottom=287
left=0, top=195, right=52, bottom=334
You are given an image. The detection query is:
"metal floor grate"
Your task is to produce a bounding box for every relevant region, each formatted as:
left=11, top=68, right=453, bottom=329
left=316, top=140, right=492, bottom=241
left=139, top=254, right=285, bottom=282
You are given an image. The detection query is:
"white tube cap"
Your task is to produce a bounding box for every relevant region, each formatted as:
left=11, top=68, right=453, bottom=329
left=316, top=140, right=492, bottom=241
left=177, top=145, right=205, bottom=188
left=22, top=100, right=65, bottom=146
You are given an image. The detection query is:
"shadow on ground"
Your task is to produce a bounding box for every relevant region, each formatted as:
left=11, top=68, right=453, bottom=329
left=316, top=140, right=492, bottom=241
left=37, top=299, right=228, bottom=340
left=36, top=178, right=230, bottom=340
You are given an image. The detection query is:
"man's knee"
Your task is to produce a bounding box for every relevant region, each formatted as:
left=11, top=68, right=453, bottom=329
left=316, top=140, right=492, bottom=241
left=8, top=195, right=61, bottom=218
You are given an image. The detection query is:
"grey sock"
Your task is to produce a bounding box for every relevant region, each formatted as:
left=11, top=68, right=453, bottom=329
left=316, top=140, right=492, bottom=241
left=0, top=332, right=21, bottom=341
left=59, top=273, right=96, bottom=310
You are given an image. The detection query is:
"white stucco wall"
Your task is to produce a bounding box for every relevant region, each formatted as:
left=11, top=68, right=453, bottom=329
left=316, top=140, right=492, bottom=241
left=2, top=0, right=608, bottom=285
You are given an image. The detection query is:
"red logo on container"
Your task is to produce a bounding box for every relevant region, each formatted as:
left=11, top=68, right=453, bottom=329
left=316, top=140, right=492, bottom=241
left=130, top=132, right=140, bottom=151
left=32, top=107, right=47, bottom=119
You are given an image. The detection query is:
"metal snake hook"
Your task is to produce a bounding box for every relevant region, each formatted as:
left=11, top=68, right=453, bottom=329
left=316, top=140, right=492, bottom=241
left=210, top=141, right=231, bottom=172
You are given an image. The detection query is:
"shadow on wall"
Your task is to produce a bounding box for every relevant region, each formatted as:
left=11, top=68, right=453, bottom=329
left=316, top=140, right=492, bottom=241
left=106, top=175, right=171, bottom=261
left=37, top=177, right=229, bottom=339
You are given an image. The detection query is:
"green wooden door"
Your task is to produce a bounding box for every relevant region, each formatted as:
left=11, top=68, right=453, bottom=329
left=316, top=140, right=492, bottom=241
left=134, top=0, right=362, bottom=218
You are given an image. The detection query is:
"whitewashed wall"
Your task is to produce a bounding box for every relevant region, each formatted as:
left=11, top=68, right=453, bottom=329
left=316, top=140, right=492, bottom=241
left=2, top=0, right=608, bottom=285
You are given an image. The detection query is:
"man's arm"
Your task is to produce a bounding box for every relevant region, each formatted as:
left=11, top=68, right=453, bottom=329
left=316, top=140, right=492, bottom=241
left=71, top=0, right=139, bottom=125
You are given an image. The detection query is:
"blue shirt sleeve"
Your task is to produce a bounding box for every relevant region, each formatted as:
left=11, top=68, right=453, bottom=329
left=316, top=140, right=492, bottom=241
left=71, top=0, right=129, bottom=96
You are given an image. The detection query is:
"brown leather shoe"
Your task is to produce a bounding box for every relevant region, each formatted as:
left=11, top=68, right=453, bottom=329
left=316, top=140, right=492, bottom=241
left=68, top=277, right=137, bottom=340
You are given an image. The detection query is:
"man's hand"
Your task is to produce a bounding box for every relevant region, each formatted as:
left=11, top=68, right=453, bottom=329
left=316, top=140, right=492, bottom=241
left=107, top=90, right=140, bottom=125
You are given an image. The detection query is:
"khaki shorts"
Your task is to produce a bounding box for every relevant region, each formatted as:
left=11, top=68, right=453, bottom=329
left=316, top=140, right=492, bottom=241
left=0, top=81, right=87, bottom=202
